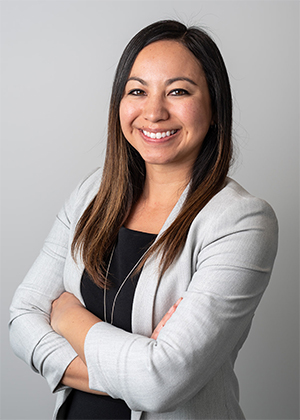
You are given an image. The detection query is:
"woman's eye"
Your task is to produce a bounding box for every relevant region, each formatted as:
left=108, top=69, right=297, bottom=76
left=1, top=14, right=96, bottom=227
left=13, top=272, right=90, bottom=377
left=128, top=89, right=146, bottom=96
left=169, top=89, right=189, bottom=96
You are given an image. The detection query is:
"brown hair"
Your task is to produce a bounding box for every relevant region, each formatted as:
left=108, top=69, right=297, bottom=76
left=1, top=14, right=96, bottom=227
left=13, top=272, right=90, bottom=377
left=72, top=20, right=233, bottom=287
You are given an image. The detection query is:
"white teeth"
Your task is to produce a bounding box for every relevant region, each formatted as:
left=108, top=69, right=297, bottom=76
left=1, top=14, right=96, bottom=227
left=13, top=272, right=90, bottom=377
left=142, top=129, right=177, bottom=139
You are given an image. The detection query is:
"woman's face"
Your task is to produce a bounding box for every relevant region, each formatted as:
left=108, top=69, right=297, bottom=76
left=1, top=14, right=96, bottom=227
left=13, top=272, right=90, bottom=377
left=119, top=40, right=212, bottom=173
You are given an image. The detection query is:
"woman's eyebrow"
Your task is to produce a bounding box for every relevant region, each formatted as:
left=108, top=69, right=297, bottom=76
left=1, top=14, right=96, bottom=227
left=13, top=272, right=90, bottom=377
left=165, top=77, right=197, bottom=86
left=126, top=76, right=197, bottom=86
left=127, top=77, right=147, bottom=85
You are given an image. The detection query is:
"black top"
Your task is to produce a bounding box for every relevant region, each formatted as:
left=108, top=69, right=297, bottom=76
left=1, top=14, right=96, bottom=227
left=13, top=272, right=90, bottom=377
left=63, top=227, right=156, bottom=419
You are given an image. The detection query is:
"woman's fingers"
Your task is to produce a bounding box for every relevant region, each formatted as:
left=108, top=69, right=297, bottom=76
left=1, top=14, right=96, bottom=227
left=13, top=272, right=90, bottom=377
left=151, top=297, right=182, bottom=340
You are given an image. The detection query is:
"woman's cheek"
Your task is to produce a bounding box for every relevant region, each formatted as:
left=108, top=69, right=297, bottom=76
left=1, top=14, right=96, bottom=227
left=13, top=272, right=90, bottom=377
left=120, top=99, right=143, bottom=129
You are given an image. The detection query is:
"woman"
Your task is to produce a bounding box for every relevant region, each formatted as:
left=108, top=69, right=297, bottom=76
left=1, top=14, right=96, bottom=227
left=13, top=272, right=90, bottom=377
left=9, top=20, right=278, bottom=419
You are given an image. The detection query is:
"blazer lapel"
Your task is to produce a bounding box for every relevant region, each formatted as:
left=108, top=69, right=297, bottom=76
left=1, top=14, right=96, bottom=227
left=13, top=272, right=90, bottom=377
left=131, top=184, right=189, bottom=336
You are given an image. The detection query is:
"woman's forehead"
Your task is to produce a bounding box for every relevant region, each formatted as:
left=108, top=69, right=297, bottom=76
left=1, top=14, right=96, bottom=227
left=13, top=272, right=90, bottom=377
left=128, top=40, right=205, bottom=81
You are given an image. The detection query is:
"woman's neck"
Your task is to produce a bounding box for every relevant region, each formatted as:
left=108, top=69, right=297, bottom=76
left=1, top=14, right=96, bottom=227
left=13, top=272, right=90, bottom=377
left=142, top=163, right=191, bottom=208
left=124, top=164, right=191, bottom=234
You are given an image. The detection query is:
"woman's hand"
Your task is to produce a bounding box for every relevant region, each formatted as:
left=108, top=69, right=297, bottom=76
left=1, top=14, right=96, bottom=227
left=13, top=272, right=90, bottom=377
left=51, top=293, right=107, bottom=394
left=50, top=291, right=100, bottom=363
left=151, top=298, right=182, bottom=340
left=50, top=291, right=84, bottom=336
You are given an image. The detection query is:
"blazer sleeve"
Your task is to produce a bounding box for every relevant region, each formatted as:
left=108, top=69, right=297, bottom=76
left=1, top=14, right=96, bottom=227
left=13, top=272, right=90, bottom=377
left=9, top=171, right=99, bottom=393
left=83, top=195, right=278, bottom=412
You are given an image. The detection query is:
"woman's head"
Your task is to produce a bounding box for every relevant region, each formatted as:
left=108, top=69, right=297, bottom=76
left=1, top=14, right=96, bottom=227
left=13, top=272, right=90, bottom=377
left=119, top=39, right=213, bottom=172
left=107, top=20, right=232, bottom=191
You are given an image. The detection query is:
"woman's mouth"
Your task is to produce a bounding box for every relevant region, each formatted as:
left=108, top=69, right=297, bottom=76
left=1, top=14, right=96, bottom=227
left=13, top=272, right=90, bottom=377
left=141, top=129, right=179, bottom=140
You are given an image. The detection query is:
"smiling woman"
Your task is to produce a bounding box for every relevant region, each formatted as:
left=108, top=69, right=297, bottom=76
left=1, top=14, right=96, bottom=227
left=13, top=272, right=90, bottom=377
left=120, top=40, right=212, bottom=172
left=9, top=20, right=278, bottom=420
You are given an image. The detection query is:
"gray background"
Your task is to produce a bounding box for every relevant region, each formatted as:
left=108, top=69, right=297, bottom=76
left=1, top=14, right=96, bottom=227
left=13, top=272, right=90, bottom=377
left=1, top=1, right=299, bottom=419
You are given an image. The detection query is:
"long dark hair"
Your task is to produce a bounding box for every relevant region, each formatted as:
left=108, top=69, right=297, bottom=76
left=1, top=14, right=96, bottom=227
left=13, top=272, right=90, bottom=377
left=72, top=20, right=233, bottom=287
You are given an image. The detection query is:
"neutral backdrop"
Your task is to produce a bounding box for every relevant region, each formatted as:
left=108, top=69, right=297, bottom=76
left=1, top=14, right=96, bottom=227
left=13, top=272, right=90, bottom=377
left=1, top=1, right=299, bottom=419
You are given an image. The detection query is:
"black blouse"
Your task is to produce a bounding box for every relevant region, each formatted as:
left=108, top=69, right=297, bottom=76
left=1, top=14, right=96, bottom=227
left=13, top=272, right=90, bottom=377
left=63, top=226, right=156, bottom=419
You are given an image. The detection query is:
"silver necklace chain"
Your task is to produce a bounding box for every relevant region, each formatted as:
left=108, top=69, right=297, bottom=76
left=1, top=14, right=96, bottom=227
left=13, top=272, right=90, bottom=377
left=103, top=244, right=150, bottom=325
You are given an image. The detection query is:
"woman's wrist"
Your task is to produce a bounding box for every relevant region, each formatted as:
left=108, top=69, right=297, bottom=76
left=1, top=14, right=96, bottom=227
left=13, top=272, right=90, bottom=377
left=62, top=356, right=107, bottom=395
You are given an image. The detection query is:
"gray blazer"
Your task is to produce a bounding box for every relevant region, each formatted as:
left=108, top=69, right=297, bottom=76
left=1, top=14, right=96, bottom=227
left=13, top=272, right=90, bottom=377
left=9, top=168, right=278, bottom=420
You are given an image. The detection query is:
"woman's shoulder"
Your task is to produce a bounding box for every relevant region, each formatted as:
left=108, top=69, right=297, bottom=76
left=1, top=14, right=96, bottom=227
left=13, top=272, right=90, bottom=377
left=62, top=167, right=103, bottom=223
left=211, top=177, right=277, bottom=217
left=191, top=177, right=278, bottom=240
left=76, top=167, right=103, bottom=196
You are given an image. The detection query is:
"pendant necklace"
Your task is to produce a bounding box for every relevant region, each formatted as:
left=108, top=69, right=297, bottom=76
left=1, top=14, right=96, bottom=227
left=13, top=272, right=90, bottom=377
left=103, top=244, right=151, bottom=325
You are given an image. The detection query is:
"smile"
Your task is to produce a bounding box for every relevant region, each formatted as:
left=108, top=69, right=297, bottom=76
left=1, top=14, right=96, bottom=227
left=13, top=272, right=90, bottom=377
left=142, top=129, right=178, bottom=139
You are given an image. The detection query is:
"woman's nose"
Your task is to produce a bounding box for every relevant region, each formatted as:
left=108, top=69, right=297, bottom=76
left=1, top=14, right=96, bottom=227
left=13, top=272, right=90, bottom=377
left=142, top=95, right=169, bottom=122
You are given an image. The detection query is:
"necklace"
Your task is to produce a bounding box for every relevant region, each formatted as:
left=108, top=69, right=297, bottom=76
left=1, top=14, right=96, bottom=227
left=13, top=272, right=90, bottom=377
left=103, top=244, right=151, bottom=325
